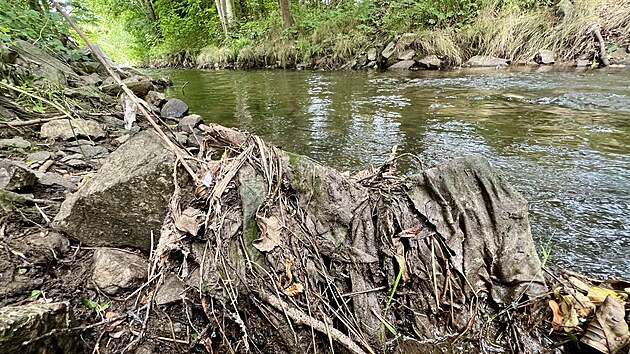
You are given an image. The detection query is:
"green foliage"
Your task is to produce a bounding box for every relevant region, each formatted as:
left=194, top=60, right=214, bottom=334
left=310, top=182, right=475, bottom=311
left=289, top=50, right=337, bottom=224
left=81, top=297, right=110, bottom=312
left=0, top=0, right=68, bottom=53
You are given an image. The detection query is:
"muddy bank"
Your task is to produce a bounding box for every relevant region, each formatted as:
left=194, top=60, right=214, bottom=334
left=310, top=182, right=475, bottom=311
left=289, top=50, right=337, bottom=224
left=1, top=33, right=630, bottom=354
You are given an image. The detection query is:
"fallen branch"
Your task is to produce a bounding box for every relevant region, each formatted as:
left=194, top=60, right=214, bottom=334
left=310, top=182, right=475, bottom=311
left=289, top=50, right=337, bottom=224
left=587, top=24, right=610, bottom=67
left=51, top=1, right=198, bottom=183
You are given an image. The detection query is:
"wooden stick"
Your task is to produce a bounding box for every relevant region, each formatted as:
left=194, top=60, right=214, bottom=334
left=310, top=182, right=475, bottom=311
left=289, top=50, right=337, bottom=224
left=587, top=24, right=610, bottom=67
left=51, top=1, right=198, bottom=183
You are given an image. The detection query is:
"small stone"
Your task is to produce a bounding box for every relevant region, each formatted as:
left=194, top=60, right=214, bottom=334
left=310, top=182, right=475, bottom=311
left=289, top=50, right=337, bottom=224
left=179, top=114, right=203, bottom=133
left=114, top=134, right=130, bottom=145
left=145, top=91, right=166, bottom=108
left=26, top=151, right=51, bottom=164
left=40, top=119, right=105, bottom=140
left=65, top=159, right=91, bottom=168
left=535, top=49, right=555, bottom=65
left=381, top=41, right=396, bottom=59
left=463, top=55, right=510, bottom=68
left=26, top=231, right=70, bottom=256
left=80, top=73, right=102, bottom=86
left=0, top=137, right=31, bottom=149
left=161, top=98, right=189, bottom=119
left=0, top=161, right=36, bottom=191
left=576, top=59, right=590, bottom=67
left=418, top=55, right=441, bottom=70
left=387, top=60, right=417, bottom=71
left=65, top=145, right=109, bottom=159
left=155, top=274, right=186, bottom=305
left=367, top=48, right=378, bottom=61
left=398, top=49, right=416, bottom=61
left=92, top=248, right=148, bottom=296
left=35, top=172, right=78, bottom=191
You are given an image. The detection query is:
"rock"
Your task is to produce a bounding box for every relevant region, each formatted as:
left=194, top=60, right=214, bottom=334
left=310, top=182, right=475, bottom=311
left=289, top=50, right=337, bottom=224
left=0, top=302, right=78, bottom=354
left=0, top=41, right=17, bottom=64
left=12, top=40, right=77, bottom=85
left=35, top=172, right=77, bottom=191
left=340, top=59, right=357, bottom=70
left=40, top=119, right=105, bottom=141
left=0, top=161, right=36, bottom=191
left=463, top=55, right=510, bottom=68
left=161, top=98, right=189, bottom=119
left=535, top=49, right=555, bottom=65
left=25, top=151, right=51, bottom=164
left=145, top=91, right=166, bottom=108
left=155, top=274, right=186, bottom=305
left=75, top=61, right=102, bottom=75
left=387, top=60, right=417, bottom=71
left=367, top=48, right=378, bottom=61
left=0, top=137, right=31, bottom=149
left=25, top=231, right=70, bottom=256
left=575, top=59, right=590, bottom=67
left=101, top=80, right=155, bottom=98
left=92, top=248, right=148, bottom=295
left=52, top=130, right=181, bottom=251
left=65, top=145, right=109, bottom=159
left=397, top=49, right=416, bottom=61
left=418, top=55, right=442, bottom=70
left=114, top=134, right=131, bottom=145
left=179, top=114, right=203, bottom=133
left=381, top=41, right=396, bottom=59
left=79, top=73, right=103, bottom=86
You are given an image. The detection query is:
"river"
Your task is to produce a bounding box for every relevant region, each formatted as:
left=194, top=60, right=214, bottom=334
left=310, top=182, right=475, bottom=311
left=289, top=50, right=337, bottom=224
left=156, top=67, right=630, bottom=279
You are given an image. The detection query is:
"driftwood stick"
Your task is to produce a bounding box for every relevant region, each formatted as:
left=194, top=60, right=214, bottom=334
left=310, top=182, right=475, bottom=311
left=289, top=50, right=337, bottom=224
left=587, top=24, right=610, bottom=67
left=51, top=1, right=199, bottom=183
left=258, top=291, right=372, bottom=354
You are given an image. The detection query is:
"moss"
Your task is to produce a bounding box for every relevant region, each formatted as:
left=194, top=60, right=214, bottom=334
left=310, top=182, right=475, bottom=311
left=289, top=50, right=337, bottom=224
left=285, top=151, right=326, bottom=206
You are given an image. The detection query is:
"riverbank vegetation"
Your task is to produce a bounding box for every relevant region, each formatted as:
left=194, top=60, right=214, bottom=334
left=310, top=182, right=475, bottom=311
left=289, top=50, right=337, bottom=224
left=74, top=0, right=630, bottom=68
left=2, top=0, right=629, bottom=69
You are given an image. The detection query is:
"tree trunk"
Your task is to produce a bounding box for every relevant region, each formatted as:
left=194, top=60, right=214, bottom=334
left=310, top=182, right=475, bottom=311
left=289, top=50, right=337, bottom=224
left=142, top=0, right=157, bottom=22
left=279, top=0, right=293, bottom=29
left=225, top=0, right=235, bottom=25
left=215, top=0, right=229, bottom=36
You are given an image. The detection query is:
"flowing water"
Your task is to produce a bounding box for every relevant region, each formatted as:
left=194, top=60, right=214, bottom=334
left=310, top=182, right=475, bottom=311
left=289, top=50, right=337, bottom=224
left=158, top=68, right=630, bottom=279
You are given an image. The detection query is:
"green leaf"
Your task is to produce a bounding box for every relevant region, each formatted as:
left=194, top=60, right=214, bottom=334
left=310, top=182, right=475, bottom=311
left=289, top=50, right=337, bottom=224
left=16, top=268, right=27, bottom=275
left=28, top=290, right=42, bottom=301
left=606, top=44, right=619, bottom=53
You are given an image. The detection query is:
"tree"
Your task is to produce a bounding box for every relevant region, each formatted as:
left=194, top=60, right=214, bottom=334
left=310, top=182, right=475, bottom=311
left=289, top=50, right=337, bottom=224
left=278, top=0, right=293, bottom=29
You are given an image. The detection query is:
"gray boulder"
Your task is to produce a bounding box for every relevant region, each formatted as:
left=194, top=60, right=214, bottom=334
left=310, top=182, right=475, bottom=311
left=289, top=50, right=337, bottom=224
left=161, top=98, right=189, bottom=119
left=52, top=130, right=180, bottom=251
left=12, top=40, right=77, bottom=85
left=387, top=60, right=417, bottom=71
left=92, top=248, right=148, bottom=295
left=40, top=119, right=105, bottom=141
left=367, top=48, right=378, bottom=61
left=0, top=137, right=31, bottom=149
left=535, top=49, right=555, bottom=65
left=145, top=91, right=166, bottom=108
left=418, top=55, right=441, bottom=70
left=397, top=49, right=415, bottom=61
left=0, top=161, right=36, bottom=191
left=463, top=55, right=510, bottom=68
left=179, top=114, right=203, bottom=133
left=0, top=302, right=78, bottom=354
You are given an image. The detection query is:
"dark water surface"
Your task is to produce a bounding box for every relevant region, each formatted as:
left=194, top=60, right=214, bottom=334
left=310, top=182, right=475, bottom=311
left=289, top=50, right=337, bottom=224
left=158, top=68, right=629, bottom=279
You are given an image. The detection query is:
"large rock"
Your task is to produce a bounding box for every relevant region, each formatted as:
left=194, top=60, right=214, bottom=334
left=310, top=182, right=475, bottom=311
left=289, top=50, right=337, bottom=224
left=179, top=114, right=202, bottom=133
left=397, top=49, right=416, bottom=61
left=12, top=40, right=77, bottom=85
left=92, top=248, right=148, bottom=295
left=535, top=49, right=555, bottom=65
left=463, top=55, right=510, bottom=68
left=160, top=98, right=189, bottom=119
left=0, top=302, right=78, bottom=354
left=52, top=130, right=180, bottom=251
left=0, top=161, right=36, bottom=191
left=418, top=55, right=441, bottom=70
left=366, top=48, right=378, bottom=61
left=387, top=60, right=417, bottom=71
left=145, top=91, right=166, bottom=108
left=40, top=119, right=105, bottom=141
left=101, top=80, right=155, bottom=97
left=0, top=137, right=31, bottom=149
left=381, top=41, right=396, bottom=59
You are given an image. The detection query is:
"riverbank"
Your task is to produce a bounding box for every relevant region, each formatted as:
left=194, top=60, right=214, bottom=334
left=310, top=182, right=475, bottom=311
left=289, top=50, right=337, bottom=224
left=139, top=0, right=630, bottom=71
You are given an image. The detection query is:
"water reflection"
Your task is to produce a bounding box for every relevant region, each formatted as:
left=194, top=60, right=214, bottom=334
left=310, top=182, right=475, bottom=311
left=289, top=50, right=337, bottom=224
left=160, top=68, right=630, bottom=279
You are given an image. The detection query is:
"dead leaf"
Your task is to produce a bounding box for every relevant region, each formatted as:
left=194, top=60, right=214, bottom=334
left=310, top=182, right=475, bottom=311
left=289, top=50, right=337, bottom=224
left=587, top=287, right=628, bottom=304
left=174, top=207, right=202, bottom=236
left=253, top=215, right=282, bottom=252
left=569, top=276, right=591, bottom=293
left=283, top=258, right=294, bottom=288
left=581, top=295, right=630, bottom=354
left=283, top=283, right=304, bottom=297
left=549, top=300, right=564, bottom=331
left=559, top=295, right=579, bottom=331
left=105, top=311, right=119, bottom=319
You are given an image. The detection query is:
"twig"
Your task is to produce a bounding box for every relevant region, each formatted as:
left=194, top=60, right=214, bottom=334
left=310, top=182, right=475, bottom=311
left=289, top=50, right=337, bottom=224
left=258, top=291, right=370, bottom=354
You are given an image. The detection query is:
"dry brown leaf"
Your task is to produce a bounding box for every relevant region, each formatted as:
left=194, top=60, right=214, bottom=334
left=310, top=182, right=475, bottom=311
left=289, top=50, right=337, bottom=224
left=559, top=295, right=579, bottom=330
left=174, top=207, right=202, bottom=236
left=105, top=311, right=119, bottom=319
left=283, top=283, right=304, bottom=297
left=284, top=258, right=294, bottom=288
left=253, top=215, right=282, bottom=252
left=581, top=295, right=630, bottom=354
left=587, top=287, right=628, bottom=304
left=575, top=292, right=596, bottom=319
left=549, top=300, right=564, bottom=331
